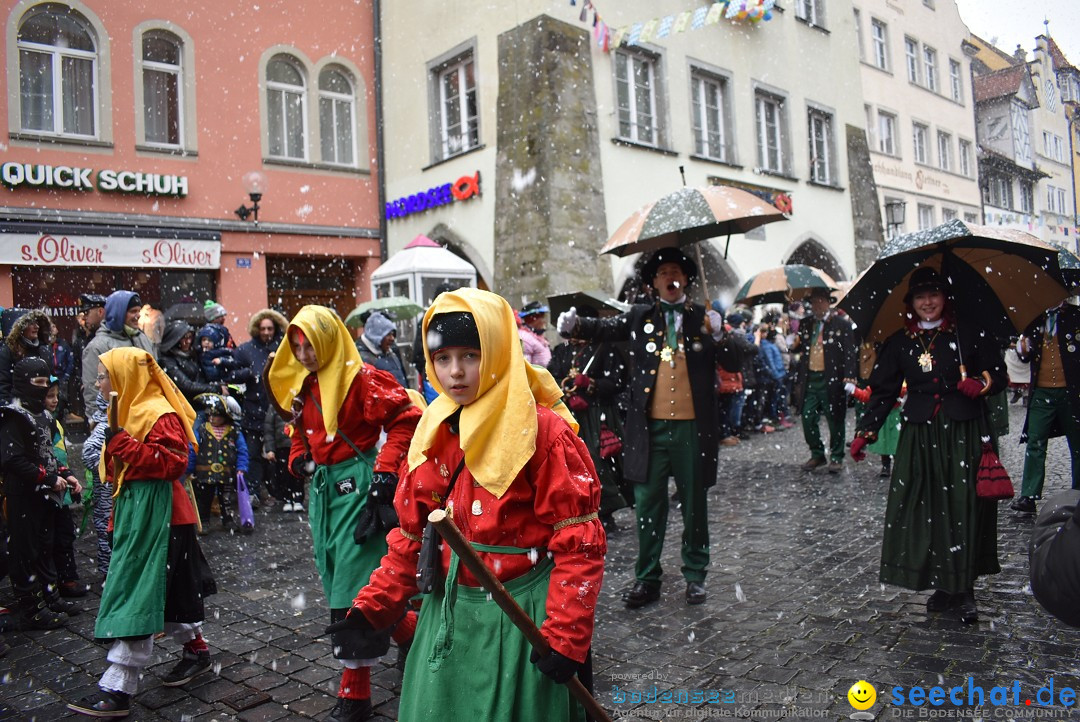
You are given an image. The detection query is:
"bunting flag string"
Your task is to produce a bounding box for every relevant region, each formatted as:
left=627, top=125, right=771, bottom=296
left=572, top=0, right=775, bottom=53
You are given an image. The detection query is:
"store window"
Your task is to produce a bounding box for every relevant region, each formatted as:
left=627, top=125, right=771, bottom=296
left=17, top=3, right=98, bottom=138
left=267, top=255, right=355, bottom=321
left=318, top=65, right=356, bottom=167
left=267, top=54, right=307, bottom=160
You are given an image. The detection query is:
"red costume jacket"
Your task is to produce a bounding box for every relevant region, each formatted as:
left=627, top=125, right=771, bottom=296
left=288, top=365, right=420, bottom=475
left=104, top=413, right=194, bottom=526
left=355, top=406, right=606, bottom=663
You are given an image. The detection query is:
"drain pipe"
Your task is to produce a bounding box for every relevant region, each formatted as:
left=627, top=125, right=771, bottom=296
left=373, top=0, right=387, bottom=262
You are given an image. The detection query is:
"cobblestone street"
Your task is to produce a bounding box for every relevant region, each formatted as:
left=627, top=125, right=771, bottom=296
left=2, top=401, right=1077, bottom=721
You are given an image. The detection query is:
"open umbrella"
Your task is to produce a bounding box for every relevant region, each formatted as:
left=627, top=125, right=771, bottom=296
left=164, top=302, right=206, bottom=325
left=547, top=290, right=630, bottom=321
left=1057, top=247, right=1080, bottom=290
left=837, top=219, right=1068, bottom=345
left=733, top=264, right=838, bottom=306
left=600, top=185, right=787, bottom=258
left=344, top=296, right=425, bottom=328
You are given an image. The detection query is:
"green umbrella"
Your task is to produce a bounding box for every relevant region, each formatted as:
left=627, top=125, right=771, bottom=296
left=733, top=264, right=837, bottom=306
left=345, top=297, right=425, bottom=327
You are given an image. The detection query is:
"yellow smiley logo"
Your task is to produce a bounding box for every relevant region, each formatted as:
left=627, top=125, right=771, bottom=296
left=847, top=680, right=876, bottom=710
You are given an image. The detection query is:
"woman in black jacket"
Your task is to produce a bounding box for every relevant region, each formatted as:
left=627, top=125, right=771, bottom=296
left=159, top=321, right=221, bottom=403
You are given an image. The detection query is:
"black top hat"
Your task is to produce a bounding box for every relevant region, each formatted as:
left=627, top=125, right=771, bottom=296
left=903, top=267, right=947, bottom=304
left=806, top=286, right=837, bottom=302
left=78, top=293, right=107, bottom=312
left=519, top=301, right=549, bottom=318
left=642, top=247, right=698, bottom=285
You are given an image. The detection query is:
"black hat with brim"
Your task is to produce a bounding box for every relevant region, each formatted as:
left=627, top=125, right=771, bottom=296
left=903, top=267, right=948, bottom=304
left=642, top=247, right=698, bottom=285
left=79, top=293, right=107, bottom=312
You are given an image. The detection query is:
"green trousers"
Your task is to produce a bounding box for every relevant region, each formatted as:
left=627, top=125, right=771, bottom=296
left=1021, top=387, right=1080, bottom=498
left=635, top=419, right=708, bottom=586
left=801, top=372, right=845, bottom=462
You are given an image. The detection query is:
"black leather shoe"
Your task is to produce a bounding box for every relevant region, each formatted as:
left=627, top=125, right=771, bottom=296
left=685, top=582, right=706, bottom=605
left=926, top=589, right=955, bottom=613
left=623, top=582, right=661, bottom=609
left=67, top=689, right=130, bottom=718
left=957, top=592, right=978, bottom=624
left=326, top=697, right=373, bottom=722
left=1010, top=496, right=1036, bottom=514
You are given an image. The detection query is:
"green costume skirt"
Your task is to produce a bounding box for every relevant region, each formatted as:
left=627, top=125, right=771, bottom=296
left=868, top=406, right=901, bottom=456
left=399, top=550, right=584, bottom=722
left=309, top=449, right=385, bottom=610
left=95, top=481, right=172, bottom=639
left=880, top=413, right=1001, bottom=593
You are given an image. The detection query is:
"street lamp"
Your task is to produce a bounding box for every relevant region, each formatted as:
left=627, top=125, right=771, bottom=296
left=234, top=170, right=268, bottom=222
left=884, top=200, right=906, bottom=239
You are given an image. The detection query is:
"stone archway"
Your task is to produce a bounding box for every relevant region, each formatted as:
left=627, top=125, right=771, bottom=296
left=427, top=223, right=491, bottom=290
left=785, top=238, right=847, bottom=281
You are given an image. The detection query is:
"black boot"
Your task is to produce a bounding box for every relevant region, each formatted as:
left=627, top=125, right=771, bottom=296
left=957, top=591, right=978, bottom=624
left=879, top=456, right=892, bottom=478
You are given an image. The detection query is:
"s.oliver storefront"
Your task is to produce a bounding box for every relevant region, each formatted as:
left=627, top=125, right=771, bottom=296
left=1, top=224, right=220, bottom=342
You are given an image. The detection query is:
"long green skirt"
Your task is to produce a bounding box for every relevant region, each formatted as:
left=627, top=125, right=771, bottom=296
left=399, top=556, right=584, bottom=722
left=880, top=414, right=1001, bottom=593
left=868, top=406, right=901, bottom=456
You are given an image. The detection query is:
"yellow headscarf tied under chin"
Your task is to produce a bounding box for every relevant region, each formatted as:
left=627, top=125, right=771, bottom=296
left=408, top=288, right=577, bottom=499
left=98, top=347, right=198, bottom=494
left=266, top=305, right=360, bottom=440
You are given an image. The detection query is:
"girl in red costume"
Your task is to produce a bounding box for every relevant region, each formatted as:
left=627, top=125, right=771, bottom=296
left=333, top=288, right=606, bottom=721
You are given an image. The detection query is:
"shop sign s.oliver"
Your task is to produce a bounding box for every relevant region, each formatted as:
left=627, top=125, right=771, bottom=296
left=3, top=234, right=220, bottom=269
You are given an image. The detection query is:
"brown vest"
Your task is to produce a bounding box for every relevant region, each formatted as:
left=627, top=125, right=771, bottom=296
left=1036, top=334, right=1066, bottom=388
left=649, top=349, right=696, bottom=420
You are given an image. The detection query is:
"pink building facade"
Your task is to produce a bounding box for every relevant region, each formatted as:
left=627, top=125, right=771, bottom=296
left=0, top=0, right=380, bottom=340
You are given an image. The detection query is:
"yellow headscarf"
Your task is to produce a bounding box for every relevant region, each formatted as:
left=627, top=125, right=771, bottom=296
left=266, top=305, right=360, bottom=440
left=98, top=347, right=198, bottom=493
left=407, top=288, right=577, bottom=498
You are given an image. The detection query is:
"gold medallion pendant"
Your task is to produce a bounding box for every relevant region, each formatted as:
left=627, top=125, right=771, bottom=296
left=918, top=352, right=933, bottom=373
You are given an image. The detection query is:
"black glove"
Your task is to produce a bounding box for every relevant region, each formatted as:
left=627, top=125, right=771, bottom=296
left=354, top=472, right=399, bottom=545
left=324, top=607, right=374, bottom=636
left=104, top=427, right=122, bottom=447
left=530, top=648, right=579, bottom=684
left=290, top=453, right=315, bottom=478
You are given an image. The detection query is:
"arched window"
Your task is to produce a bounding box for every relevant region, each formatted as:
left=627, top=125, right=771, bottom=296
left=318, top=66, right=356, bottom=166
left=141, top=30, right=182, bottom=146
left=267, top=54, right=306, bottom=160
left=17, top=3, right=97, bottom=137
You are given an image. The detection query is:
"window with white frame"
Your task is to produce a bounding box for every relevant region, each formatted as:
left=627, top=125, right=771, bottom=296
left=1058, top=188, right=1068, bottom=215
left=1019, top=181, right=1033, bottom=213
left=1052, top=134, right=1065, bottom=162
left=690, top=69, right=730, bottom=161
left=864, top=104, right=874, bottom=146
left=923, top=46, right=938, bottom=92
left=937, top=131, right=951, bottom=171
left=958, top=139, right=972, bottom=176
left=985, top=175, right=1012, bottom=208
left=755, top=90, right=787, bottom=173
left=795, top=0, right=822, bottom=26
left=808, top=107, right=834, bottom=184
left=141, top=31, right=182, bottom=147
left=964, top=211, right=979, bottom=223
left=913, top=122, right=929, bottom=164
left=949, top=59, right=962, bottom=102
left=1047, top=185, right=1058, bottom=213
left=942, top=208, right=957, bottom=222
left=917, top=204, right=934, bottom=230
left=266, top=54, right=307, bottom=160
left=434, top=52, right=479, bottom=159
left=318, top=66, right=356, bottom=166
left=878, top=110, right=897, bottom=155
left=17, top=4, right=98, bottom=137
left=616, top=48, right=660, bottom=146
left=871, top=19, right=888, bottom=70
left=905, top=38, right=920, bottom=84
left=853, top=9, right=864, bottom=61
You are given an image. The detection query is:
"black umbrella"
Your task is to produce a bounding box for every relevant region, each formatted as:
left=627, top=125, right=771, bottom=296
left=164, top=302, right=206, bottom=326
left=547, top=290, right=630, bottom=321
left=837, top=220, right=1068, bottom=345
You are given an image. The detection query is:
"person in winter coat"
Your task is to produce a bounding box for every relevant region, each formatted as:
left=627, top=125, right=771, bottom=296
left=202, top=301, right=236, bottom=349
left=67, top=348, right=216, bottom=719
left=196, top=324, right=238, bottom=383
left=80, top=391, right=114, bottom=578
left=263, top=403, right=303, bottom=511
left=80, top=290, right=155, bottom=411
left=518, top=301, right=552, bottom=367
left=1029, top=489, right=1080, bottom=627
left=47, top=321, right=75, bottom=420
left=851, top=267, right=1007, bottom=624
left=159, top=321, right=223, bottom=404
left=230, top=309, right=289, bottom=507
left=335, top=288, right=604, bottom=722
left=185, top=395, right=251, bottom=533
left=726, top=312, right=759, bottom=441
left=356, top=312, right=409, bottom=388
left=70, top=293, right=107, bottom=419
left=559, top=247, right=719, bottom=609
left=0, top=309, right=54, bottom=404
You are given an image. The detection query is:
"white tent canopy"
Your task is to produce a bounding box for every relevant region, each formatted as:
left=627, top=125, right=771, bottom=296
left=371, top=235, right=476, bottom=307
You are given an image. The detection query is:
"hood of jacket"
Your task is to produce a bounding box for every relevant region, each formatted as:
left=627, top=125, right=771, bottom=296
left=4, top=309, right=52, bottom=355
left=103, top=291, right=140, bottom=334
left=160, top=320, right=194, bottom=355
left=247, top=309, right=289, bottom=339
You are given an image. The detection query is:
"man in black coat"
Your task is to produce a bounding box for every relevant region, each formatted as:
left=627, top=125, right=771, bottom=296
left=792, top=287, right=857, bottom=473
left=558, top=247, right=719, bottom=608
left=1012, top=302, right=1080, bottom=515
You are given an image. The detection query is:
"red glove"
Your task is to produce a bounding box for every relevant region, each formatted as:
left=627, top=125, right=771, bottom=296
left=851, top=386, right=872, bottom=404
left=957, top=377, right=984, bottom=399
left=850, top=436, right=869, bottom=462
left=573, top=374, right=591, bottom=389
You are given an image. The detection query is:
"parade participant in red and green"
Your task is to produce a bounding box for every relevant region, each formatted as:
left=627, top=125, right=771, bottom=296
left=334, top=288, right=605, bottom=721
left=267, top=305, right=421, bottom=722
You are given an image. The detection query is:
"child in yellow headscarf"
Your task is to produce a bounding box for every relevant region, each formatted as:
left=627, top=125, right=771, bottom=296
left=335, top=288, right=606, bottom=722
left=266, top=305, right=422, bottom=722
left=68, top=348, right=217, bottom=719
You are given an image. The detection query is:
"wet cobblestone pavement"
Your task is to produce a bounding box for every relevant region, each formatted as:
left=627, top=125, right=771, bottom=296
left=2, top=402, right=1077, bottom=721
